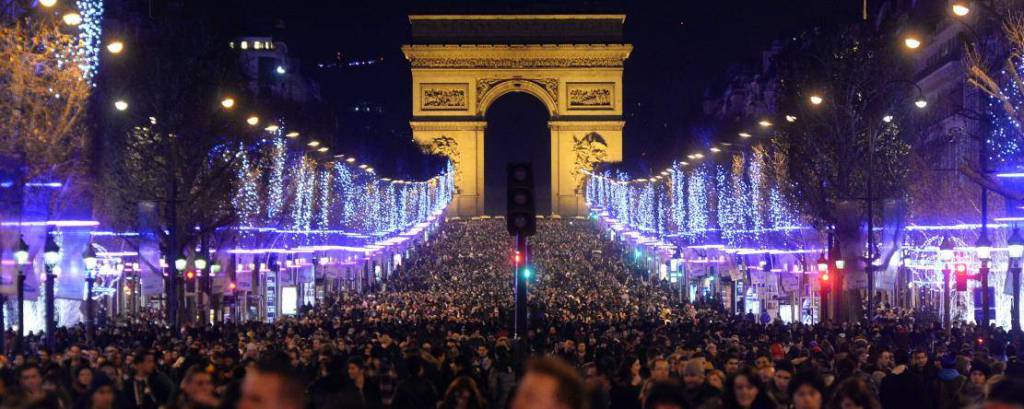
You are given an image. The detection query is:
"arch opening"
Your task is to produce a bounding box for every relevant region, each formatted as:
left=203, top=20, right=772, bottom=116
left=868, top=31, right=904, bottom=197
left=484, top=92, right=552, bottom=215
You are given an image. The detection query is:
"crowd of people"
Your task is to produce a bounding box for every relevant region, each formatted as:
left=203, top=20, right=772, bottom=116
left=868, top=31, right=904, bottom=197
left=1, top=218, right=1023, bottom=409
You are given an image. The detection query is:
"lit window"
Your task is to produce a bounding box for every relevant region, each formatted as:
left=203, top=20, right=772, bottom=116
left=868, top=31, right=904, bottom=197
left=240, top=41, right=248, bottom=50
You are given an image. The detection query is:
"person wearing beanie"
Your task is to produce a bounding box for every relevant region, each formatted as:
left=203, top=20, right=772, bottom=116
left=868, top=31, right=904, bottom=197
left=961, top=361, right=992, bottom=407
left=936, top=354, right=967, bottom=409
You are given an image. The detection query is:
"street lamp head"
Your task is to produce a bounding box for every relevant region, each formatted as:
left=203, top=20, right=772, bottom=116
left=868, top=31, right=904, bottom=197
left=817, top=253, right=828, bottom=272
left=883, top=115, right=894, bottom=123
left=952, top=3, right=970, bottom=16
left=174, top=257, right=187, bottom=272
left=14, top=235, right=30, bottom=265
left=38, top=0, right=57, bottom=7
left=83, top=243, right=98, bottom=271
left=220, top=98, right=235, bottom=109
left=785, top=115, right=797, bottom=123
left=939, top=235, right=956, bottom=262
left=915, top=99, right=928, bottom=109
left=758, top=120, right=773, bottom=128
left=106, top=41, right=124, bottom=54
left=809, top=95, right=824, bottom=105
left=1008, top=228, right=1024, bottom=259
left=904, top=37, right=921, bottom=49
left=43, top=234, right=61, bottom=268
left=834, top=259, right=845, bottom=270
left=738, top=132, right=752, bottom=138
left=194, top=257, right=207, bottom=270
left=114, top=100, right=128, bottom=111
left=246, top=116, right=259, bottom=126
left=62, top=12, right=82, bottom=26
left=211, top=262, right=221, bottom=274
left=975, top=233, right=992, bottom=261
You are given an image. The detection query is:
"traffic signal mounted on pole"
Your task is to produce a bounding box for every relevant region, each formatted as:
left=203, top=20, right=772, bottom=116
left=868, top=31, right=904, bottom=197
left=955, top=263, right=968, bottom=291
left=507, top=163, right=536, bottom=237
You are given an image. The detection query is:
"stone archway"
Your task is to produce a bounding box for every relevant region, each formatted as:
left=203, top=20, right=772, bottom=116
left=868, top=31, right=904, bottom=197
left=404, top=14, right=631, bottom=216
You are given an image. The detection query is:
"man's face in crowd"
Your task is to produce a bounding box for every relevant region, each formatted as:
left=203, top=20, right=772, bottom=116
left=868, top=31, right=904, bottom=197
left=793, top=384, right=822, bottom=409
left=912, top=352, right=928, bottom=369
left=183, top=372, right=215, bottom=400
left=878, top=352, right=893, bottom=369
left=652, top=360, right=670, bottom=381
left=511, top=372, right=568, bottom=409
left=773, top=369, right=792, bottom=392
left=20, top=368, right=42, bottom=394
left=725, top=358, right=741, bottom=375
left=347, top=363, right=362, bottom=381
left=239, top=370, right=301, bottom=409
left=683, top=371, right=705, bottom=389
left=970, top=370, right=987, bottom=386
left=138, top=354, right=156, bottom=375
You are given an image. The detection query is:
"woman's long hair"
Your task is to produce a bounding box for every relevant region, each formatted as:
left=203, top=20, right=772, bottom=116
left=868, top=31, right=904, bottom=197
left=828, top=377, right=881, bottom=409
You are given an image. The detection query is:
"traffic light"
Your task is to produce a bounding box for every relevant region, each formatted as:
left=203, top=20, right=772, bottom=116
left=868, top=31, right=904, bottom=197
left=506, top=163, right=536, bottom=237
left=522, top=266, right=533, bottom=279
left=955, top=263, right=968, bottom=291
left=514, top=250, right=522, bottom=264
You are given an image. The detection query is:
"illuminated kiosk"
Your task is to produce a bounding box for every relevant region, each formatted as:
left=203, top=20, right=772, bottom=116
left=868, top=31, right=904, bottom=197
left=404, top=14, right=631, bottom=216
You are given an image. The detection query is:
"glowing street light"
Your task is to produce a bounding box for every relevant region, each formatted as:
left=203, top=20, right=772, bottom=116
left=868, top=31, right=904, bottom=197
left=785, top=115, right=797, bottom=123
left=915, top=99, right=928, bottom=109
left=114, top=100, right=128, bottom=111
left=285, top=131, right=300, bottom=138
left=952, top=3, right=970, bottom=16
left=317, top=147, right=329, bottom=153
left=264, top=124, right=280, bottom=132
left=809, top=95, right=824, bottom=105
left=758, top=120, right=773, bottom=128
left=738, top=132, right=752, bottom=138
left=106, top=41, right=124, bottom=54
left=904, top=37, right=921, bottom=49
left=246, top=116, right=259, bottom=126
left=275, top=66, right=286, bottom=75
left=307, top=140, right=320, bottom=147
left=883, top=115, right=894, bottom=123
left=62, top=12, right=82, bottom=26
left=39, top=0, right=57, bottom=7
left=346, top=157, right=356, bottom=163
left=220, top=98, right=235, bottom=109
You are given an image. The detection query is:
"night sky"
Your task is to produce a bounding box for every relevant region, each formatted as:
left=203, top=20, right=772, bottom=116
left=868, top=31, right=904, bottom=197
left=212, top=0, right=865, bottom=177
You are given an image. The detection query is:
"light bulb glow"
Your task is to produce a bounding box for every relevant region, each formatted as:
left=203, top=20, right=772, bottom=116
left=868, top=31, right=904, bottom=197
left=221, top=98, right=235, bottom=108
left=62, top=12, right=82, bottom=26
left=952, top=4, right=970, bottom=16
left=904, top=37, right=921, bottom=49
left=106, top=41, right=124, bottom=54
left=246, top=116, right=259, bottom=126
left=114, top=100, right=128, bottom=111
left=809, top=95, right=823, bottom=105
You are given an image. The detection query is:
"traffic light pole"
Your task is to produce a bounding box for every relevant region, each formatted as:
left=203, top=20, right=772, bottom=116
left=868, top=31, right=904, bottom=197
left=514, top=234, right=528, bottom=341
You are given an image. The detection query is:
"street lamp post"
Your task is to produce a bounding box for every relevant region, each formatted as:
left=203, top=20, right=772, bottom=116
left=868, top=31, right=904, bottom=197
left=940, top=235, right=956, bottom=330
left=976, top=233, right=992, bottom=327
left=14, top=236, right=29, bottom=352
left=174, top=256, right=186, bottom=323
left=83, top=244, right=97, bottom=345
left=43, top=234, right=61, bottom=349
left=1008, top=228, right=1024, bottom=333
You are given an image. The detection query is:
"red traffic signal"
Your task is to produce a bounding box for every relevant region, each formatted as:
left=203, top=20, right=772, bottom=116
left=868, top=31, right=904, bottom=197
left=955, top=264, right=967, bottom=291
left=514, top=251, right=522, bottom=264
left=186, top=271, right=195, bottom=280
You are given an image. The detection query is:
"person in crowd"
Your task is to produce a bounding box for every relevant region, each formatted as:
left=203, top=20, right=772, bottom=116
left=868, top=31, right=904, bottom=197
left=722, top=368, right=776, bottom=409
left=237, top=354, right=307, bottom=409
left=439, top=376, right=488, bottom=409
left=830, top=377, right=881, bottom=409
left=510, top=357, right=586, bottom=409
left=788, top=372, right=826, bottom=409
